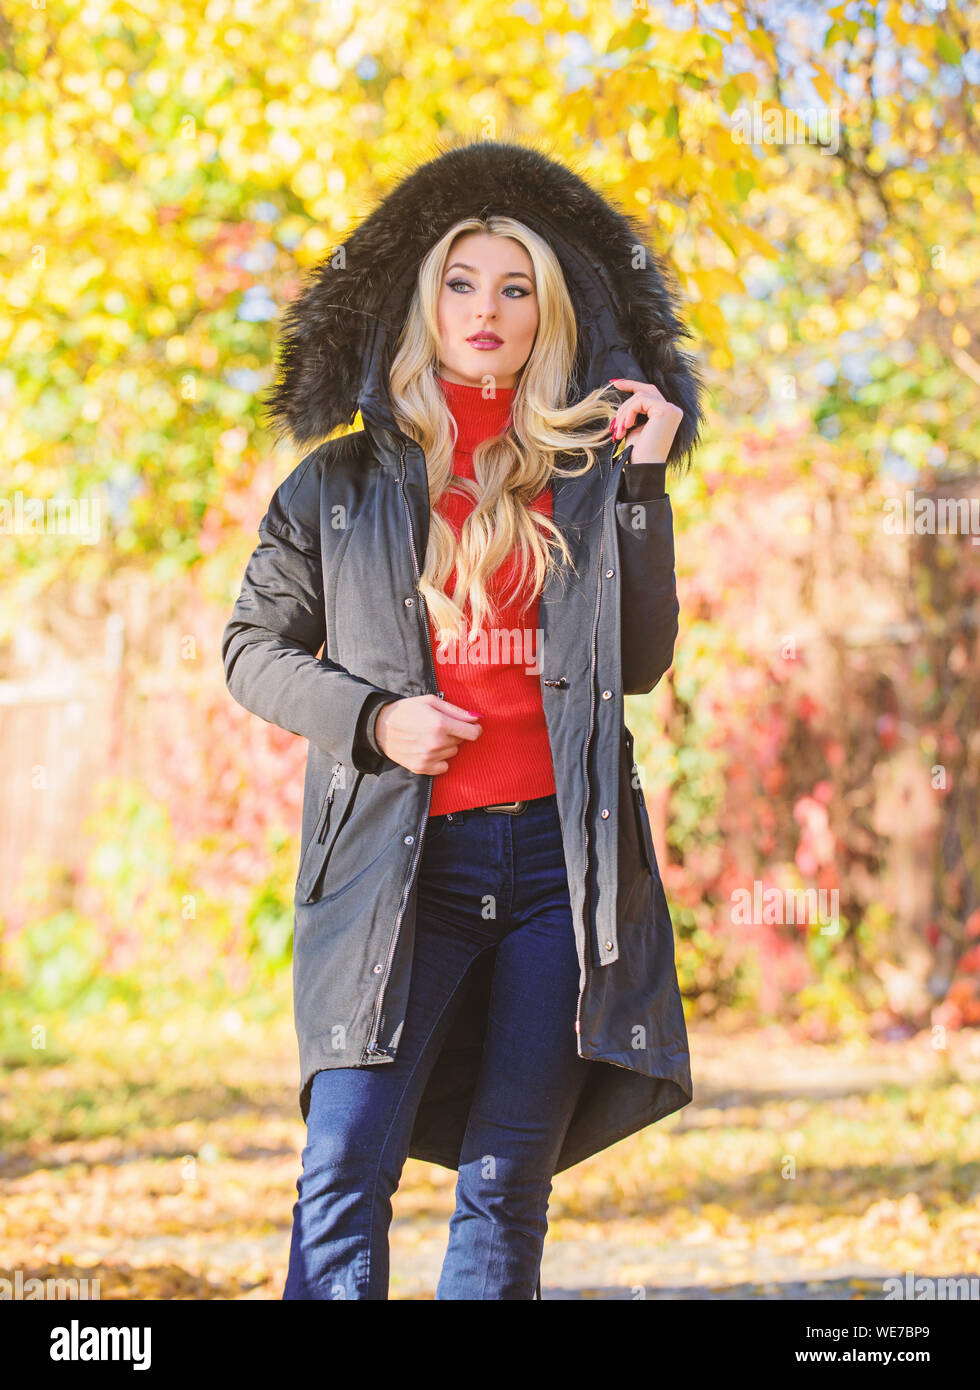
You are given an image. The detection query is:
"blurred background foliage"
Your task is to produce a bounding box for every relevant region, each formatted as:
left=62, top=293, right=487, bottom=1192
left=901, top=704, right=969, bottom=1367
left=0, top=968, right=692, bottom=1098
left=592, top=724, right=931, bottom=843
left=2, top=0, right=979, bottom=1062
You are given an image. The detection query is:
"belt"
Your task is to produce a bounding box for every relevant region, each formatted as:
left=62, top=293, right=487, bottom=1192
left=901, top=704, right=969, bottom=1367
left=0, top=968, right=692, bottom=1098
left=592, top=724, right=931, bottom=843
left=437, top=800, right=534, bottom=820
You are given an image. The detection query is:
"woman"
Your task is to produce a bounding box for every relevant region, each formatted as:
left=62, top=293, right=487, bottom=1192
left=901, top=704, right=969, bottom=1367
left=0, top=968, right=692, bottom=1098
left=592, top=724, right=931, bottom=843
left=222, top=139, right=705, bottom=1300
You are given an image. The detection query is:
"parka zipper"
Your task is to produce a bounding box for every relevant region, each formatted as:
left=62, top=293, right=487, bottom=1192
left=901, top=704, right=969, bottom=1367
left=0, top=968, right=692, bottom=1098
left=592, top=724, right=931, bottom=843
left=315, top=762, right=344, bottom=843
left=567, top=446, right=613, bottom=1052
left=577, top=443, right=637, bottom=1061
left=579, top=523, right=604, bottom=1038
left=299, top=761, right=352, bottom=904
left=364, top=439, right=439, bottom=1059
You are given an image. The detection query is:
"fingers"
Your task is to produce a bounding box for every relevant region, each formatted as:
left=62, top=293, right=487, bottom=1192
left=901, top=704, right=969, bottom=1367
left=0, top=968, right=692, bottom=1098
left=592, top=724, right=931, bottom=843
left=419, top=749, right=456, bottom=774
left=613, top=400, right=656, bottom=438
left=418, top=695, right=483, bottom=742
left=610, top=390, right=682, bottom=441
left=609, top=377, right=660, bottom=394
left=439, top=715, right=483, bottom=742
left=608, top=380, right=663, bottom=439
left=423, top=695, right=480, bottom=721
left=429, top=737, right=463, bottom=757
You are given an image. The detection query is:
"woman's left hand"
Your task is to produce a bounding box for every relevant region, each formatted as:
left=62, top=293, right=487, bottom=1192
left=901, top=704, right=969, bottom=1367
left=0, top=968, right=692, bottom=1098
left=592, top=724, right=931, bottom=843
left=608, top=378, right=685, bottom=464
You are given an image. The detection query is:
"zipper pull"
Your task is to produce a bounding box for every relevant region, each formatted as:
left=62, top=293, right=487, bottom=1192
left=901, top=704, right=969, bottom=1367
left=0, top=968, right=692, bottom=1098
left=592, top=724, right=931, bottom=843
left=316, top=763, right=344, bottom=843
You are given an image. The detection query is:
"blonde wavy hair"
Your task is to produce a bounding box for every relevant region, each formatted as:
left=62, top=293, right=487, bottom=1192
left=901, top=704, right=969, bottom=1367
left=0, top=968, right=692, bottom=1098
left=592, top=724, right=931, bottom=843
left=389, top=216, right=619, bottom=648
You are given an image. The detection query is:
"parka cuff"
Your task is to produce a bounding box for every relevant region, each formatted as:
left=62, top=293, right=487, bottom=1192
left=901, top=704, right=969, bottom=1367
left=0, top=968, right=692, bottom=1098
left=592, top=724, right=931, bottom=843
left=353, top=692, right=399, bottom=773
left=618, top=461, right=668, bottom=502
left=615, top=491, right=678, bottom=695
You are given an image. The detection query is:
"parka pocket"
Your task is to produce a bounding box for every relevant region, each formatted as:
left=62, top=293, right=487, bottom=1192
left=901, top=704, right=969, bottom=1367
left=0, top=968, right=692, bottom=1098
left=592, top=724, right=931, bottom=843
left=623, top=728, right=656, bottom=877
left=296, top=762, right=365, bottom=904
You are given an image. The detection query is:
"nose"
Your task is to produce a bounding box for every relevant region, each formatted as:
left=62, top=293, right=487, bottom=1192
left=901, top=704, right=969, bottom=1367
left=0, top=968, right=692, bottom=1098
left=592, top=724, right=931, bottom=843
left=472, top=289, right=498, bottom=319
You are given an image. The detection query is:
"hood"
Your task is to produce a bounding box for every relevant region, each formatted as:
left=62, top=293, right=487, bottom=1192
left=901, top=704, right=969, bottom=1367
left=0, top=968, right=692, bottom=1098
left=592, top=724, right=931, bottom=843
left=261, top=137, right=705, bottom=467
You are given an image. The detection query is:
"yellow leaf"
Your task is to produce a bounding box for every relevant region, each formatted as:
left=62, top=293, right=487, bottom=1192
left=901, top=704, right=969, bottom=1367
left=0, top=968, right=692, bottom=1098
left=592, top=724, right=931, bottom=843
left=812, top=68, right=835, bottom=104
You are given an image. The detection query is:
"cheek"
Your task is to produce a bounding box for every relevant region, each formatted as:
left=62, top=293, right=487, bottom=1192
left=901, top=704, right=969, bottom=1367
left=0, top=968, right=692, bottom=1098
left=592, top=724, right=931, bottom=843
left=515, top=301, right=539, bottom=342
left=437, top=292, right=463, bottom=332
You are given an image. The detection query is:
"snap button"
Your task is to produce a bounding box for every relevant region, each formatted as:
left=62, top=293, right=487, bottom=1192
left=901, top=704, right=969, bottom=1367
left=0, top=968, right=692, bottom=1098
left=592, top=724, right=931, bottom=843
left=404, top=597, right=414, bottom=606
left=404, top=835, right=414, bottom=845
left=372, top=964, right=382, bottom=974
left=602, top=690, right=612, bottom=700
left=605, top=568, right=614, bottom=578
left=604, top=940, right=613, bottom=951
left=601, top=808, right=610, bottom=818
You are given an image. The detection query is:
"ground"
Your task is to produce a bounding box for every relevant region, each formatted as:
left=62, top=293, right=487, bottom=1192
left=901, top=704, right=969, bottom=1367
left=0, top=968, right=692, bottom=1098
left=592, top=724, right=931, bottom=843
left=2, top=990, right=979, bottom=1300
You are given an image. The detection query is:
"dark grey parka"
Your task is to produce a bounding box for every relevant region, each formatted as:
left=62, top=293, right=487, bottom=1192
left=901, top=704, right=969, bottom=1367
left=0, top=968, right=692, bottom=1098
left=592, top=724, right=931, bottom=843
left=222, top=139, right=705, bottom=1174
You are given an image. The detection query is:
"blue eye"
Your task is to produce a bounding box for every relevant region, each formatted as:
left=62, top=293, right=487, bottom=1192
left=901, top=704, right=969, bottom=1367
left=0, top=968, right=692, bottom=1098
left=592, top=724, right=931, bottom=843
left=446, top=279, right=531, bottom=298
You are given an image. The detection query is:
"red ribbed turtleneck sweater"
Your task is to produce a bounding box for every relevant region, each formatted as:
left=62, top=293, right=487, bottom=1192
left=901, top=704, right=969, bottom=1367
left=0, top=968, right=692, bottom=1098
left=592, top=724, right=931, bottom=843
left=427, top=375, right=557, bottom=815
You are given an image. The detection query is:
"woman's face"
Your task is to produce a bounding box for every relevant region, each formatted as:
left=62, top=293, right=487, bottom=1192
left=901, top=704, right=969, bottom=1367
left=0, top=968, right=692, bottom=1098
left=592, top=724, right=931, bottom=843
left=435, top=232, right=539, bottom=390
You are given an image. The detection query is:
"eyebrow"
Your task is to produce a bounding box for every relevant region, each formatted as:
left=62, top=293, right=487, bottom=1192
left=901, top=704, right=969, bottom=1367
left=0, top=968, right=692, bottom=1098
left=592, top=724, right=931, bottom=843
left=446, top=262, right=534, bottom=282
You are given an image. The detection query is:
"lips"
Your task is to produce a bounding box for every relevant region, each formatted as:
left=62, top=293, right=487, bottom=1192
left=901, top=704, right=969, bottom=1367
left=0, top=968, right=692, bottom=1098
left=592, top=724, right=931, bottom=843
left=467, top=334, right=502, bottom=346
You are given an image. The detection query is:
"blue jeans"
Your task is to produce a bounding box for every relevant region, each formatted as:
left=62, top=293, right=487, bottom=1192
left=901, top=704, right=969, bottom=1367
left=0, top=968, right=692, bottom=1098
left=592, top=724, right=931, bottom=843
left=282, top=791, right=591, bottom=1300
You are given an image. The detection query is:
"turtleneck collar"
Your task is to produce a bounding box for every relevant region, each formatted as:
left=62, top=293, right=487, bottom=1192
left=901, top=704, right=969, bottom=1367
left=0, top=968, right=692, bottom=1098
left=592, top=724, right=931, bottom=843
left=435, top=374, right=517, bottom=453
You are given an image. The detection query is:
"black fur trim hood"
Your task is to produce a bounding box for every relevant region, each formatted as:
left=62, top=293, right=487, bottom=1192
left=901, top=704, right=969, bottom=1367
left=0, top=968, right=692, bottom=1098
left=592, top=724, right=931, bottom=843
left=261, top=137, right=705, bottom=467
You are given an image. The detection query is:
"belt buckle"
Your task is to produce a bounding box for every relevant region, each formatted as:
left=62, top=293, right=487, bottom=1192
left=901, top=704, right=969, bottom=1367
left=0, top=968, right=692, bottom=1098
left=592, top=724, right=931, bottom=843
left=483, top=800, right=527, bottom=815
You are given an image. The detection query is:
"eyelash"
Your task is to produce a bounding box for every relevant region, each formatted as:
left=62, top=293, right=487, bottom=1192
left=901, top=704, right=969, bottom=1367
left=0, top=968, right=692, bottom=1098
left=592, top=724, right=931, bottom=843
left=446, top=278, right=531, bottom=298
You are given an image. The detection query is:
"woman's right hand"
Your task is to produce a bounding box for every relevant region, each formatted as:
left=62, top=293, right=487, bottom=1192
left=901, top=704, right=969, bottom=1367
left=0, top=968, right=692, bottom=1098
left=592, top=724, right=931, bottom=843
left=374, top=694, right=483, bottom=775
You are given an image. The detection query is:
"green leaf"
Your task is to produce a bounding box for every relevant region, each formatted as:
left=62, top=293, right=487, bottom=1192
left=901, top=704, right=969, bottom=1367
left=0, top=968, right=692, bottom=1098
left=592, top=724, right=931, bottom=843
left=664, top=104, right=679, bottom=139
left=700, top=34, right=723, bottom=58
left=935, top=30, right=962, bottom=66
left=721, top=79, right=741, bottom=114
left=734, top=168, right=755, bottom=201
left=606, top=20, right=650, bottom=53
